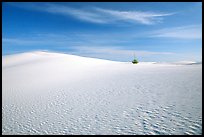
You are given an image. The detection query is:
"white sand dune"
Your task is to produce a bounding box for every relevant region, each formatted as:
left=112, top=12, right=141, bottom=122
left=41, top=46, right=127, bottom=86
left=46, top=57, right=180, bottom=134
left=2, top=51, right=202, bottom=135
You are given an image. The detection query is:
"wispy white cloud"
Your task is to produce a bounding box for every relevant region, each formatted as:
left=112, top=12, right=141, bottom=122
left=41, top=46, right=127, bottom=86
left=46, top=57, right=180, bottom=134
left=42, top=4, right=109, bottom=24
left=149, top=25, right=202, bottom=39
left=2, top=38, right=41, bottom=45
left=8, top=3, right=175, bottom=25
left=67, top=46, right=175, bottom=61
left=95, top=8, right=175, bottom=25
left=2, top=37, right=73, bottom=45
left=71, top=46, right=174, bottom=57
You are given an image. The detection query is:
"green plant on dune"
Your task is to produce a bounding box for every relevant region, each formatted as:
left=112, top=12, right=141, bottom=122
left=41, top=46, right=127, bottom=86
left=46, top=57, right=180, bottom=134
left=132, top=53, right=138, bottom=64
left=132, top=59, right=138, bottom=64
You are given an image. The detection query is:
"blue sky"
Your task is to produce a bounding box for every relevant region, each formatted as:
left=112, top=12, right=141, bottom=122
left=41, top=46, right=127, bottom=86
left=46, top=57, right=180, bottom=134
left=2, top=2, right=202, bottom=62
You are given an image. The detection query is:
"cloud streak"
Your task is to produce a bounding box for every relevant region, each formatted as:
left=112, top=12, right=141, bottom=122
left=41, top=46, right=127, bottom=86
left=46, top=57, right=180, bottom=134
left=8, top=3, right=175, bottom=25
left=149, top=25, right=202, bottom=39
left=95, top=8, right=175, bottom=25
left=71, top=46, right=174, bottom=58
left=3, top=38, right=42, bottom=45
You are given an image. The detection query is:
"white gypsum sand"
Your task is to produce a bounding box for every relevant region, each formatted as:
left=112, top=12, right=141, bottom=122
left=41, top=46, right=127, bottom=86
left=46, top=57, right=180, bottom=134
left=2, top=51, right=202, bottom=135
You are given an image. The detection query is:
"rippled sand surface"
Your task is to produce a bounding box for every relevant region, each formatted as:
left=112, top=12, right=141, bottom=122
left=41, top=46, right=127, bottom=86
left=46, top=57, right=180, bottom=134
left=2, top=52, right=202, bottom=135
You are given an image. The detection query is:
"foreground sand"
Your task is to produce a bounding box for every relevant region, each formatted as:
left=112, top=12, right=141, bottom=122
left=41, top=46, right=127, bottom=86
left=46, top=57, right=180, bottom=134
left=2, top=51, right=202, bottom=135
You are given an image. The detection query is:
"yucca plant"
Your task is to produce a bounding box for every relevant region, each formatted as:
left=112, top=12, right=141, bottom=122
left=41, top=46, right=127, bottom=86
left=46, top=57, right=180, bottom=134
left=132, top=53, right=138, bottom=64
left=132, top=59, right=138, bottom=64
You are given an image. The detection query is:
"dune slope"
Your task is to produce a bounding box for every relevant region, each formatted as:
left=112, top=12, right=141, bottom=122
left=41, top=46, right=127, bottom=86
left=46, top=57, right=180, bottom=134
left=2, top=51, right=202, bottom=135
